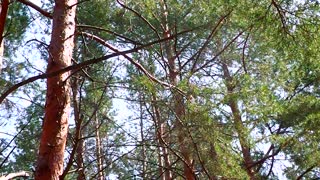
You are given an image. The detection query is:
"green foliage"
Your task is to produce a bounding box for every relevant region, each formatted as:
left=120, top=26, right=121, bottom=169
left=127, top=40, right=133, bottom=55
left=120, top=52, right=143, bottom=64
left=4, top=2, right=29, bottom=43
left=11, top=93, right=44, bottom=172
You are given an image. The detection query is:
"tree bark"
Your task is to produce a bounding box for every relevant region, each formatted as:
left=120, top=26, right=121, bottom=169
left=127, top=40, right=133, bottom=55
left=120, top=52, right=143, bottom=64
left=0, top=0, right=8, bottom=45
left=152, top=93, right=172, bottom=180
left=93, top=83, right=104, bottom=180
left=94, top=109, right=104, bottom=180
left=35, top=0, right=77, bottom=179
left=221, top=62, right=256, bottom=180
left=159, top=1, right=194, bottom=179
left=139, top=93, right=147, bottom=179
left=0, top=0, right=9, bottom=73
left=72, top=77, right=85, bottom=180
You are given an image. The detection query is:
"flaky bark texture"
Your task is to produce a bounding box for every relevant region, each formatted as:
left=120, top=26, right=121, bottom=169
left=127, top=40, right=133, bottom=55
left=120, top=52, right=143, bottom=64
left=35, top=0, right=77, bottom=179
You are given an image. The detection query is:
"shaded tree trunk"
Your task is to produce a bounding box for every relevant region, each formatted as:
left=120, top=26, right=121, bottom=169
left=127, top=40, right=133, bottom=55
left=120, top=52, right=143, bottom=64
left=0, top=0, right=9, bottom=73
left=94, top=115, right=104, bottom=180
left=93, top=82, right=104, bottom=180
left=35, top=0, right=77, bottom=179
left=221, top=62, right=256, bottom=180
left=159, top=1, right=194, bottom=179
left=0, top=0, right=8, bottom=45
left=139, top=93, right=147, bottom=179
left=76, top=135, right=85, bottom=180
left=72, top=77, right=85, bottom=180
left=152, top=93, right=173, bottom=180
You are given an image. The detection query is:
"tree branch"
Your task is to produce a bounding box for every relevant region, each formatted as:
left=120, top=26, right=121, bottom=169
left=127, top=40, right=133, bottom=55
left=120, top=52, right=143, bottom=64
left=80, top=32, right=176, bottom=91
left=0, top=171, right=30, bottom=180
left=297, top=165, right=316, bottom=180
left=17, top=0, right=52, bottom=18
left=0, top=31, right=191, bottom=104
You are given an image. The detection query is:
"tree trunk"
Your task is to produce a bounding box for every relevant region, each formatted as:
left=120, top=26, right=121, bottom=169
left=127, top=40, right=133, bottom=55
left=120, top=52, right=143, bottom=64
left=94, top=82, right=104, bottom=180
left=35, top=0, right=77, bottom=179
left=0, top=0, right=8, bottom=45
left=76, top=138, right=85, bottom=180
left=221, top=62, right=256, bottom=180
left=71, top=77, right=85, bottom=180
left=159, top=1, right=194, bottom=179
left=0, top=0, right=9, bottom=73
left=152, top=93, right=173, bottom=180
left=95, top=115, right=104, bottom=180
left=139, top=93, right=147, bottom=179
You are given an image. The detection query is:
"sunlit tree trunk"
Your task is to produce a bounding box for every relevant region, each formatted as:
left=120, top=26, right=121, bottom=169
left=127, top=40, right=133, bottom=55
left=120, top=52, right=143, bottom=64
left=35, top=0, right=77, bottom=179
left=159, top=1, right=194, bottom=179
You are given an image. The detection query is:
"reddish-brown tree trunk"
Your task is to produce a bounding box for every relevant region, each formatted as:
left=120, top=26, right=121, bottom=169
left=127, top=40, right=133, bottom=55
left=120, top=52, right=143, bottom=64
left=94, top=106, right=104, bottom=180
left=35, top=0, right=77, bottom=179
left=159, top=1, right=194, bottom=179
left=152, top=94, right=172, bottom=180
left=0, top=0, right=9, bottom=73
left=0, top=0, right=9, bottom=45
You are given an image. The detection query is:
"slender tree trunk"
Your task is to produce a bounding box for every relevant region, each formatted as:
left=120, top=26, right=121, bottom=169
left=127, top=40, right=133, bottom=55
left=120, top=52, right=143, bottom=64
left=152, top=95, right=165, bottom=180
left=94, top=115, right=104, bottom=180
left=139, top=93, right=147, bottom=179
left=95, top=117, right=104, bottom=180
left=152, top=94, right=172, bottom=180
left=71, top=77, right=85, bottom=180
left=0, top=0, right=9, bottom=73
left=221, top=62, right=256, bottom=180
left=35, top=0, right=77, bottom=179
left=159, top=1, right=194, bottom=179
left=93, top=83, right=104, bottom=180
left=0, top=0, right=8, bottom=45
left=0, top=40, right=3, bottom=73
left=76, top=137, right=85, bottom=180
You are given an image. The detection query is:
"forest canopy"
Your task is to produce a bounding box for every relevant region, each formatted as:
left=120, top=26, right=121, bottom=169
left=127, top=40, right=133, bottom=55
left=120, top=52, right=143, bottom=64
left=0, top=0, right=319, bottom=179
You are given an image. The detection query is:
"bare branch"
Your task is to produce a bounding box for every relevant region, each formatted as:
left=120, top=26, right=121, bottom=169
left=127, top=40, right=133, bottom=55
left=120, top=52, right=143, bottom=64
left=17, top=0, right=52, bottom=18
left=0, top=171, right=30, bottom=180
left=297, top=165, right=316, bottom=180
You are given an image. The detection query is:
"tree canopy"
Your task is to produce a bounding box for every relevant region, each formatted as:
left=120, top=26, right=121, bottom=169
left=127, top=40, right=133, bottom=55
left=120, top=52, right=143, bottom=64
left=0, top=0, right=319, bottom=179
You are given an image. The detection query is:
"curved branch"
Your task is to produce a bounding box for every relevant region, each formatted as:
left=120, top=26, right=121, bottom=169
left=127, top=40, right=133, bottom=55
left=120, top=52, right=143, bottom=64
left=116, top=0, right=161, bottom=39
left=17, top=0, right=52, bottom=18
